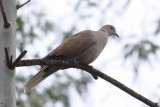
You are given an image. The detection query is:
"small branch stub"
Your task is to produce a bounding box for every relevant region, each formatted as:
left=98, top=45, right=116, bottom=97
left=16, top=0, right=30, bottom=9
left=9, top=55, right=13, bottom=67
left=0, top=0, right=10, bottom=28
left=4, top=48, right=10, bottom=66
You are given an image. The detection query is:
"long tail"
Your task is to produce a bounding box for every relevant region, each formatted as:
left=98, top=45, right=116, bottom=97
left=24, top=66, right=59, bottom=93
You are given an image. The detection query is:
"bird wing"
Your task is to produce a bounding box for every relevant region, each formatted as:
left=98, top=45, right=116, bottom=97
left=44, top=30, right=97, bottom=60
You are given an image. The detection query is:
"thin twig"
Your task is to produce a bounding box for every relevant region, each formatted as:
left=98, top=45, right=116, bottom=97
left=4, top=48, right=10, bottom=66
left=9, top=55, right=13, bottom=67
left=16, top=59, right=159, bottom=107
left=0, top=0, right=10, bottom=28
left=11, top=50, right=27, bottom=69
left=16, top=0, right=30, bottom=9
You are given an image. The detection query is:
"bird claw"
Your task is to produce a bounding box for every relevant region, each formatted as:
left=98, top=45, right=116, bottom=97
left=74, top=60, right=80, bottom=70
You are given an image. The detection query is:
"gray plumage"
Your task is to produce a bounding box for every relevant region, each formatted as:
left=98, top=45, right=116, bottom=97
left=24, top=25, right=119, bottom=93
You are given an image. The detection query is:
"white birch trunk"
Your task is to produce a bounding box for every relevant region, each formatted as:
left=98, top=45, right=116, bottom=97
left=0, top=0, right=16, bottom=106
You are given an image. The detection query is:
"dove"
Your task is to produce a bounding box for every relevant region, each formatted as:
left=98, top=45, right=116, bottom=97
left=24, top=25, right=119, bottom=92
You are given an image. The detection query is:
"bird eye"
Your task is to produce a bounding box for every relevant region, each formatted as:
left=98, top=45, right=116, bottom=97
left=110, top=26, right=115, bottom=31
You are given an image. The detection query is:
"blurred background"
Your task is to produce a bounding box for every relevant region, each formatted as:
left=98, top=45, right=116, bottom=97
left=16, top=0, right=160, bottom=107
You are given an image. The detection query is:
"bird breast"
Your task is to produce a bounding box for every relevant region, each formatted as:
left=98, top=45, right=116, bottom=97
left=77, top=31, right=108, bottom=64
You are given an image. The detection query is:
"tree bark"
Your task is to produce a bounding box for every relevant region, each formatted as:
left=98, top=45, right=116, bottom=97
left=0, top=0, right=16, bottom=106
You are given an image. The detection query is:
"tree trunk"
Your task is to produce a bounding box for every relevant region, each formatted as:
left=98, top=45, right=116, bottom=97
left=0, top=0, right=16, bottom=106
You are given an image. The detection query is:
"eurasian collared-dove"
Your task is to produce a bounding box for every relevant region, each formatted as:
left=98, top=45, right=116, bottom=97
left=24, top=25, right=119, bottom=92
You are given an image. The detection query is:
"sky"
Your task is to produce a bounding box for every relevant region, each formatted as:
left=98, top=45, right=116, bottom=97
left=17, top=0, right=160, bottom=107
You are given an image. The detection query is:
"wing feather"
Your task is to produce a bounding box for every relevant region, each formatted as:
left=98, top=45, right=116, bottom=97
left=44, top=30, right=96, bottom=60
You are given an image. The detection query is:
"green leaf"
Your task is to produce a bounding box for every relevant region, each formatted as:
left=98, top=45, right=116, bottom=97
left=17, top=17, right=24, bottom=32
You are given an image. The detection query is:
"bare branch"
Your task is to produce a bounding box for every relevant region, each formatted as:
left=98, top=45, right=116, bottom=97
left=16, top=59, right=159, bottom=107
left=0, top=0, right=10, bottom=28
left=16, top=0, right=30, bottom=9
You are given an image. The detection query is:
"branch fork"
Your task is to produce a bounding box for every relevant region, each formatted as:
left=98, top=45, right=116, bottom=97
left=4, top=48, right=27, bottom=70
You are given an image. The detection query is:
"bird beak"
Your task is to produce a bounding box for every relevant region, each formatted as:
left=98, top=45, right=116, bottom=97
left=115, top=33, right=119, bottom=38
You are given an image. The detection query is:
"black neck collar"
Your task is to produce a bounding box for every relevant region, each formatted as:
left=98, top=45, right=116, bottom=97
left=100, top=29, right=105, bottom=32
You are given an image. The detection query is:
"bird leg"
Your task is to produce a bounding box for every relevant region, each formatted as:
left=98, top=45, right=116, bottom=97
left=74, top=60, right=80, bottom=69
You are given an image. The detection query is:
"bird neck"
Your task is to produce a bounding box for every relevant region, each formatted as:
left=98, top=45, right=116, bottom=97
left=99, top=28, right=111, bottom=37
left=99, top=27, right=108, bottom=33
left=100, top=29, right=106, bottom=32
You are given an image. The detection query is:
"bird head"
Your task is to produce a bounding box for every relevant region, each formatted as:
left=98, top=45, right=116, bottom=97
left=100, top=25, right=119, bottom=37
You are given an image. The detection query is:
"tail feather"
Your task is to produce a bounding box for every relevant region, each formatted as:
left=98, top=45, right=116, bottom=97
left=24, top=66, right=58, bottom=93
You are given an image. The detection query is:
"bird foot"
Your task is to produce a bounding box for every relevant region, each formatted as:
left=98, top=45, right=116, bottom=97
left=74, top=60, right=80, bottom=70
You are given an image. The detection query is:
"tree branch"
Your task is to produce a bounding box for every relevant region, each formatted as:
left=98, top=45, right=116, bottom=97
left=16, top=0, right=30, bottom=9
left=16, top=59, right=159, bottom=107
left=0, top=0, right=10, bottom=28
